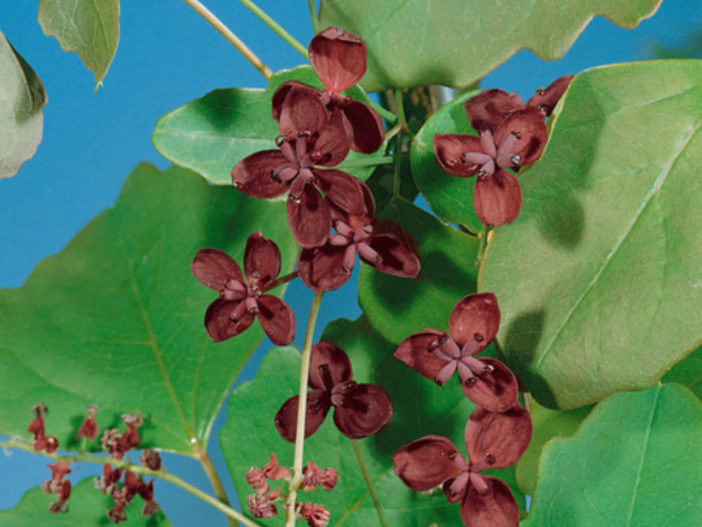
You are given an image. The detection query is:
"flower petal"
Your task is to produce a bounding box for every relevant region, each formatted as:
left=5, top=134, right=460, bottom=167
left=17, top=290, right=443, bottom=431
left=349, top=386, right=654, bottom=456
left=274, top=390, right=331, bottom=442
left=393, top=435, right=463, bottom=491
left=279, top=87, right=328, bottom=139
left=341, top=100, right=385, bottom=153
left=297, top=244, right=351, bottom=292
left=526, top=74, right=574, bottom=117
left=287, top=184, right=332, bottom=248
left=464, top=89, right=525, bottom=133
left=244, top=232, right=281, bottom=287
left=460, top=358, right=519, bottom=413
left=191, top=248, right=243, bottom=291
left=494, top=108, right=548, bottom=166
left=204, top=299, right=254, bottom=343
left=232, top=150, right=290, bottom=199
left=474, top=170, right=522, bottom=226
left=333, top=383, right=393, bottom=439
left=315, top=169, right=368, bottom=216
left=465, top=405, right=532, bottom=470
left=309, top=27, right=367, bottom=94
left=434, top=134, right=484, bottom=177
left=366, top=231, right=421, bottom=278
left=314, top=108, right=351, bottom=167
left=449, top=292, right=500, bottom=350
left=460, top=476, right=520, bottom=527
left=308, top=341, right=352, bottom=390
left=272, top=80, right=319, bottom=122
left=393, top=329, right=449, bottom=383
left=256, top=295, right=296, bottom=346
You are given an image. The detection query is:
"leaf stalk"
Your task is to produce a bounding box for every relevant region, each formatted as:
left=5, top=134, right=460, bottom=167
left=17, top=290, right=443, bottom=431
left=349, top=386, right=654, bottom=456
left=236, top=0, right=309, bottom=58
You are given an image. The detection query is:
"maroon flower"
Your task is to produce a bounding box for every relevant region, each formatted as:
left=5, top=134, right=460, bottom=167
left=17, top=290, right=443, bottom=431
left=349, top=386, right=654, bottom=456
left=95, top=463, right=123, bottom=495
left=394, top=292, right=518, bottom=412
left=75, top=404, right=98, bottom=441
left=140, top=450, right=162, bottom=471
left=246, top=452, right=291, bottom=493
left=301, top=461, right=338, bottom=491
left=298, top=502, right=331, bottom=527
left=248, top=488, right=281, bottom=519
left=275, top=342, right=393, bottom=441
left=191, top=232, right=296, bottom=345
left=273, top=27, right=385, bottom=154
left=28, top=404, right=59, bottom=454
left=42, top=460, right=72, bottom=513
left=393, top=406, right=532, bottom=527
left=233, top=88, right=367, bottom=248
left=298, top=187, right=420, bottom=292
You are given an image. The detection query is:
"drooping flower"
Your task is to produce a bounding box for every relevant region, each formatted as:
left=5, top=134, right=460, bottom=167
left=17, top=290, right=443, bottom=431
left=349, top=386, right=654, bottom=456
left=298, top=185, right=420, bottom=292
left=191, top=232, right=296, bottom=345
left=42, top=460, right=72, bottom=513
left=140, top=450, right=162, bottom=471
left=233, top=88, right=368, bottom=248
left=75, top=404, right=99, bottom=441
left=275, top=342, right=393, bottom=441
left=246, top=452, right=291, bottom=493
left=248, top=488, right=281, bottom=518
left=393, top=406, right=532, bottom=527
left=298, top=502, right=331, bottom=527
left=301, top=461, right=338, bottom=492
left=28, top=404, right=59, bottom=454
left=394, top=292, right=519, bottom=412
left=273, top=27, right=385, bottom=154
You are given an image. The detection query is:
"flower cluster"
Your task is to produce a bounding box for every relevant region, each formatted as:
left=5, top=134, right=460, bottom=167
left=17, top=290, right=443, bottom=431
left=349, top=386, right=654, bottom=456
left=41, top=460, right=72, bottom=513
left=28, top=404, right=58, bottom=454
left=434, top=76, right=572, bottom=226
left=275, top=341, right=393, bottom=441
left=100, top=413, right=143, bottom=460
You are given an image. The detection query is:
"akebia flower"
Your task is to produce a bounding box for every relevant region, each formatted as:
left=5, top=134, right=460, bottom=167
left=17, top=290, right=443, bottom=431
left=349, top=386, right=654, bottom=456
left=75, top=404, right=98, bottom=441
left=298, top=187, right=420, bottom=292
left=393, top=406, right=532, bottom=527
left=275, top=341, right=393, bottom=441
left=273, top=27, right=385, bottom=154
left=28, top=404, right=59, bottom=454
left=246, top=452, right=291, bottom=493
left=191, top=232, right=295, bottom=345
left=233, top=88, right=368, bottom=248
left=394, top=292, right=519, bottom=412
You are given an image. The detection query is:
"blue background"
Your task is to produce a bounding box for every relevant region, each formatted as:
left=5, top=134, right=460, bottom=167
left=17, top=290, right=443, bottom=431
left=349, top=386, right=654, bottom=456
left=1, top=0, right=699, bottom=525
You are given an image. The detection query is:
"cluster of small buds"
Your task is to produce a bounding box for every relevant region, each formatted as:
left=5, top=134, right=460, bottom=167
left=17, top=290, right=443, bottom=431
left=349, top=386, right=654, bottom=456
left=28, top=404, right=58, bottom=454
left=297, top=502, right=331, bottom=527
left=301, top=461, right=337, bottom=492
left=248, top=488, right=282, bottom=519
left=245, top=453, right=290, bottom=518
left=41, top=460, right=72, bottom=513
left=100, top=413, right=143, bottom=460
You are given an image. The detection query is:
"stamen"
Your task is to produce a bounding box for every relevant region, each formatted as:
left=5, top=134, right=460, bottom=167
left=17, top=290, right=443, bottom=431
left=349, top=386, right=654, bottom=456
left=357, top=242, right=381, bottom=264
left=342, top=244, right=357, bottom=273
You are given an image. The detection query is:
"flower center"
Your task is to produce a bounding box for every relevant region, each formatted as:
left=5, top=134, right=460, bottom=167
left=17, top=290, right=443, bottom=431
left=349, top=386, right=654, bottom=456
left=429, top=336, right=494, bottom=386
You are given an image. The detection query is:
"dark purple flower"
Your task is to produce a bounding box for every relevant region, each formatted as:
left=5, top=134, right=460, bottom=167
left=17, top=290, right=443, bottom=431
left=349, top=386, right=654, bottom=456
left=75, top=404, right=98, bottom=441
left=275, top=342, right=393, bottom=441
left=246, top=452, right=291, bottom=493
left=297, top=186, right=420, bottom=291
left=248, top=488, right=281, bottom=518
left=233, top=88, right=367, bottom=248
left=393, top=406, right=532, bottom=527
left=298, top=502, right=331, bottom=527
left=301, top=461, right=338, bottom=492
left=140, top=450, right=162, bottom=471
left=273, top=27, right=385, bottom=154
left=191, top=232, right=296, bottom=345
left=394, top=293, right=518, bottom=412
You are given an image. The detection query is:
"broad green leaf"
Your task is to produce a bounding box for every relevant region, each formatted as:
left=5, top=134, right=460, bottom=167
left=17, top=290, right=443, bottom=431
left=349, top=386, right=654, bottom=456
left=516, top=400, right=593, bottom=496
left=358, top=197, right=479, bottom=344
left=0, top=163, right=296, bottom=454
left=0, top=478, right=171, bottom=525
left=38, top=0, right=120, bottom=86
left=318, top=0, right=662, bottom=91
left=523, top=383, right=702, bottom=527
left=480, top=60, right=702, bottom=409
left=219, top=317, right=524, bottom=526
left=411, top=89, right=482, bottom=234
left=662, top=346, right=702, bottom=399
left=0, top=32, right=47, bottom=179
left=153, top=66, right=385, bottom=186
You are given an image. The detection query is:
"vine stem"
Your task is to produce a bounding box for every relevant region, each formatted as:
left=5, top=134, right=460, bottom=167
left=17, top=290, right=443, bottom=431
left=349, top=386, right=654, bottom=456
left=285, top=292, right=324, bottom=526
left=181, top=0, right=273, bottom=80
left=195, top=444, right=239, bottom=527
left=475, top=223, right=490, bottom=269
left=236, top=0, right=309, bottom=58
left=392, top=88, right=407, bottom=198
left=307, top=0, right=319, bottom=33
left=0, top=439, right=260, bottom=527
left=264, top=270, right=299, bottom=292
left=350, top=439, right=389, bottom=527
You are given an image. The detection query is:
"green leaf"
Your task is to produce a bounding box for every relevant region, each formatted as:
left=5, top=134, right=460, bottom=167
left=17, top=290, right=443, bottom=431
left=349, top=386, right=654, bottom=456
left=662, top=346, right=702, bottom=399
left=38, top=0, right=120, bottom=86
left=0, top=32, right=47, bottom=179
left=219, top=317, right=524, bottom=526
left=480, top=60, right=702, bottom=409
left=318, top=0, right=662, bottom=91
left=0, top=163, right=296, bottom=453
left=152, top=65, right=385, bottom=186
left=0, top=478, right=171, bottom=525
left=516, top=400, right=593, bottom=496
left=358, top=197, right=479, bottom=344
left=523, top=383, right=702, bottom=527
left=410, top=89, right=482, bottom=234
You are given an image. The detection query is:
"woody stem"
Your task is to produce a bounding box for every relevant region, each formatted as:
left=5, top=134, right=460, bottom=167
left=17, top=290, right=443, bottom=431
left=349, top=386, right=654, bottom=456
left=181, top=0, right=273, bottom=80
left=0, top=439, right=260, bottom=527
left=285, top=292, right=324, bottom=527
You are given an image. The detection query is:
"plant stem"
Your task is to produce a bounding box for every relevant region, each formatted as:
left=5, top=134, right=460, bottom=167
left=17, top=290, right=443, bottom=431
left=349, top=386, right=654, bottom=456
left=236, top=0, right=309, bottom=58
left=350, top=439, right=389, bottom=527
left=0, top=439, right=260, bottom=527
left=339, top=155, right=394, bottom=168
left=196, top=445, right=239, bottom=527
left=285, top=291, right=324, bottom=526
left=369, top=98, right=399, bottom=125
left=475, top=223, right=490, bottom=269
left=181, top=0, right=273, bottom=80
left=264, top=271, right=299, bottom=291
left=392, top=88, right=407, bottom=198
left=307, top=0, right=319, bottom=33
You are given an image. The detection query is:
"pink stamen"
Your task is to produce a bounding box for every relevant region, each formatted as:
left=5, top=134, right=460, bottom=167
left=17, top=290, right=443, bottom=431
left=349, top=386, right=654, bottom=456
left=229, top=301, right=247, bottom=322
left=342, top=244, right=357, bottom=272
left=469, top=473, right=489, bottom=495
left=479, top=130, right=497, bottom=158
left=329, top=234, right=350, bottom=246
left=280, top=140, right=296, bottom=163
left=335, top=221, right=354, bottom=237
left=439, top=338, right=461, bottom=359
left=357, top=241, right=380, bottom=263
left=434, top=361, right=457, bottom=385
left=245, top=296, right=259, bottom=313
